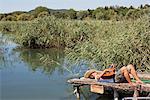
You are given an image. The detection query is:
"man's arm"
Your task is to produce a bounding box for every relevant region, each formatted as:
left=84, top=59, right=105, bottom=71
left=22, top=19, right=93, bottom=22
left=95, top=69, right=107, bottom=80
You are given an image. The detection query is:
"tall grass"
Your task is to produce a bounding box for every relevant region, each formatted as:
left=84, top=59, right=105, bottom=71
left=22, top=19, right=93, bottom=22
left=0, top=15, right=149, bottom=71
left=66, top=17, right=150, bottom=71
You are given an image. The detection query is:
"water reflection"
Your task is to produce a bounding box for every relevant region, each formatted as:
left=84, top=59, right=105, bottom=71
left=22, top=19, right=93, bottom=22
left=0, top=33, right=87, bottom=77
left=0, top=34, right=20, bottom=69
left=0, top=33, right=65, bottom=75
left=0, top=34, right=113, bottom=100
left=0, top=37, right=77, bottom=100
left=0, top=33, right=94, bottom=76
left=18, top=48, right=66, bottom=75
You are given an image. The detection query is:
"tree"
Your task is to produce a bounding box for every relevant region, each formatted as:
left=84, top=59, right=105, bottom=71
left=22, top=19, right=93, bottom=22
left=87, top=9, right=94, bottom=18
left=92, top=7, right=104, bottom=19
left=129, top=6, right=134, bottom=9
left=140, top=5, right=143, bottom=9
left=17, top=13, right=34, bottom=21
left=116, top=6, right=128, bottom=16
left=1, top=15, right=17, bottom=21
left=143, top=4, right=150, bottom=8
left=125, top=9, right=143, bottom=19
left=76, top=11, right=89, bottom=20
left=53, top=12, right=67, bottom=19
left=66, top=9, right=77, bottom=19
left=31, top=6, right=49, bottom=18
left=95, top=11, right=104, bottom=20
left=10, top=11, right=26, bottom=17
left=103, top=9, right=117, bottom=20
left=0, top=14, right=6, bottom=21
left=38, top=11, right=49, bottom=18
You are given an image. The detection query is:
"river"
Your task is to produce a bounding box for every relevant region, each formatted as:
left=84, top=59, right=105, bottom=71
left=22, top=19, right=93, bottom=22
left=0, top=34, right=112, bottom=100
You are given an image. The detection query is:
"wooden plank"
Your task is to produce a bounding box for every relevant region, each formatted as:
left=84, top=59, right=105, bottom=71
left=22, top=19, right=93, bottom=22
left=68, top=78, right=150, bottom=92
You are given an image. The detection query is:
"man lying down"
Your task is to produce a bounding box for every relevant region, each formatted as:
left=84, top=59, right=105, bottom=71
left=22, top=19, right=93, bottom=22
left=83, top=64, right=143, bottom=85
left=82, top=64, right=143, bottom=100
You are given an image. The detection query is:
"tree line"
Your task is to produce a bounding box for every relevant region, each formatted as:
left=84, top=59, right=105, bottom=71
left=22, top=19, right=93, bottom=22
left=0, top=4, right=150, bottom=21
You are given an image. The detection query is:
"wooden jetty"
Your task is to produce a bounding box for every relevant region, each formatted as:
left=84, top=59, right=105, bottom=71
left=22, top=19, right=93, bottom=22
left=67, top=73, right=150, bottom=99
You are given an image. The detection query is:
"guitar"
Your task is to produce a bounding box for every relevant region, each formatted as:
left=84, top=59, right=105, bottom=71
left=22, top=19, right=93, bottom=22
left=101, top=66, right=115, bottom=79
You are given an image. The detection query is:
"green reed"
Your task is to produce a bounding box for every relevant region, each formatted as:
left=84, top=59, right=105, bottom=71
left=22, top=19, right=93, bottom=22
left=0, top=15, right=149, bottom=71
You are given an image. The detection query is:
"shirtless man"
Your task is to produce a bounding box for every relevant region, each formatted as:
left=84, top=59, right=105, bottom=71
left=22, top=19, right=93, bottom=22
left=84, top=64, right=143, bottom=99
left=84, top=64, right=143, bottom=85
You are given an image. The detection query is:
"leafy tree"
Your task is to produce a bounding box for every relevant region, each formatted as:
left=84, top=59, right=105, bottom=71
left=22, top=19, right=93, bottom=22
left=1, top=15, right=17, bottom=21
left=66, top=9, right=77, bottom=19
left=30, top=6, right=49, bottom=18
left=17, top=13, right=34, bottom=21
left=92, top=7, right=104, bottom=19
left=103, top=9, right=117, bottom=20
left=38, top=11, right=49, bottom=18
left=115, top=6, right=128, bottom=16
left=10, top=11, right=26, bottom=17
left=53, top=12, right=67, bottom=19
left=143, top=4, right=150, bottom=8
left=125, top=9, right=144, bottom=19
left=76, top=11, right=89, bottom=20
left=0, top=14, right=6, bottom=20
left=140, top=5, right=143, bottom=9
left=95, top=11, right=104, bottom=20
left=0, top=4, right=149, bottom=21
left=87, top=9, right=94, bottom=18
left=129, top=6, right=134, bottom=9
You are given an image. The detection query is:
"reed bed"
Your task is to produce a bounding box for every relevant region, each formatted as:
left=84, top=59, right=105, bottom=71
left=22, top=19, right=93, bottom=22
left=0, top=15, right=149, bottom=71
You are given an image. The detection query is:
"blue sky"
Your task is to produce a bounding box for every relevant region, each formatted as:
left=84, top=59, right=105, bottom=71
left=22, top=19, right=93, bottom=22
left=0, top=0, right=149, bottom=13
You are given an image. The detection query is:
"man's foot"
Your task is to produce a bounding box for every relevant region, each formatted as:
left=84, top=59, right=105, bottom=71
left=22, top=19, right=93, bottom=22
left=136, top=80, right=143, bottom=84
left=129, top=82, right=136, bottom=86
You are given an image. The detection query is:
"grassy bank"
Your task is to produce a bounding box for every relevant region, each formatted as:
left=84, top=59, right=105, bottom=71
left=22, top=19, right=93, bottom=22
left=0, top=16, right=149, bottom=71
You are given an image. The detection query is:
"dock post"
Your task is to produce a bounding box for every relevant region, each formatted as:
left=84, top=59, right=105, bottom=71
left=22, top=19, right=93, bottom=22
left=148, top=93, right=150, bottom=97
left=133, top=86, right=139, bottom=98
left=73, top=85, right=80, bottom=100
left=114, top=89, right=119, bottom=100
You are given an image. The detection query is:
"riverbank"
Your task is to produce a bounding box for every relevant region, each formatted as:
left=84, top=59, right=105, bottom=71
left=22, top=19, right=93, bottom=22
left=0, top=15, right=149, bottom=71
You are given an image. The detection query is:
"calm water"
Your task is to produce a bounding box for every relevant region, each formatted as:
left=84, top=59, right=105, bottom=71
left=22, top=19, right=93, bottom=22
left=0, top=34, right=113, bottom=100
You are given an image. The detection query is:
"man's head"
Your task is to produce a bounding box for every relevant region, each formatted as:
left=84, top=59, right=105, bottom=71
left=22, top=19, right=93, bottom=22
left=84, top=69, right=98, bottom=79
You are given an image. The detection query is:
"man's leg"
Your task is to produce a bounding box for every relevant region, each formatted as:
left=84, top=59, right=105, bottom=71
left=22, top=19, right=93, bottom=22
left=120, top=66, right=132, bottom=83
left=127, top=64, right=143, bottom=84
